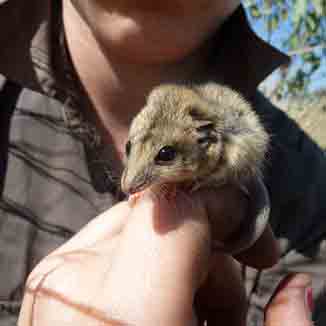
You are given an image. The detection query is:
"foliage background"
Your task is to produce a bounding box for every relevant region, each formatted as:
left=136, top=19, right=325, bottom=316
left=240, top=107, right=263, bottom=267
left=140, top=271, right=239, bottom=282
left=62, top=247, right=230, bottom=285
left=244, top=0, right=326, bottom=149
left=244, top=0, right=326, bottom=98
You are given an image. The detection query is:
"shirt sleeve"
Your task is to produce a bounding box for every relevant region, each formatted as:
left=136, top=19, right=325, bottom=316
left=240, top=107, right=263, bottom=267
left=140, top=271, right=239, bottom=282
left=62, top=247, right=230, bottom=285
left=250, top=91, right=326, bottom=255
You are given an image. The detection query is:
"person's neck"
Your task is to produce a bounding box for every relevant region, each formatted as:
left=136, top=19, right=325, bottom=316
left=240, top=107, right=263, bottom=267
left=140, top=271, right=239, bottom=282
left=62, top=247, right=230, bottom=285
left=63, top=1, right=212, bottom=153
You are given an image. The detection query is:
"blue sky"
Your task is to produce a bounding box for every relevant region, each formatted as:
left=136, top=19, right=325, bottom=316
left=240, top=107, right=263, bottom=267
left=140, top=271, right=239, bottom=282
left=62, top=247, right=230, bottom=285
left=246, top=7, right=326, bottom=93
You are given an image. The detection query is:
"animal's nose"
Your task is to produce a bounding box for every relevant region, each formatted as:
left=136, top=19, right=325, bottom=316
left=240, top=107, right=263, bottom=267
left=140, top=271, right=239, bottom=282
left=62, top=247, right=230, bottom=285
left=127, top=180, right=147, bottom=195
left=121, top=170, right=147, bottom=195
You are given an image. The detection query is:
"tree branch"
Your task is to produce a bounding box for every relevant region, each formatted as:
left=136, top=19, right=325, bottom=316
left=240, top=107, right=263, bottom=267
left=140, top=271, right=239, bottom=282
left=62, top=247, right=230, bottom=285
left=288, top=44, right=326, bottom=56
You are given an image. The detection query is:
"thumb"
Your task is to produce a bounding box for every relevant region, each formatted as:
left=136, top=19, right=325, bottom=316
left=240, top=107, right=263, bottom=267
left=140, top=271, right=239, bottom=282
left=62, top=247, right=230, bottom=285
left=102, top=190, right=211, bottom=325
left=265, top=273, right=313, bottom=326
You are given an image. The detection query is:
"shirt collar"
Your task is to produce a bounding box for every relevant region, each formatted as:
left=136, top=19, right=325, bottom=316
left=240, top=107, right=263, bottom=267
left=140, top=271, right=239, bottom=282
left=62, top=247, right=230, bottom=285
left=0, top=1, right=289, bottom=99
left=208, top=5, right=290, bottom=97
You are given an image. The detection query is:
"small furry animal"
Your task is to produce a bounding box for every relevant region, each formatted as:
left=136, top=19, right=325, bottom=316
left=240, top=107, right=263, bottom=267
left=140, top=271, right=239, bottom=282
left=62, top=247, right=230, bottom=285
left=121, top=82, right=269, bottom=196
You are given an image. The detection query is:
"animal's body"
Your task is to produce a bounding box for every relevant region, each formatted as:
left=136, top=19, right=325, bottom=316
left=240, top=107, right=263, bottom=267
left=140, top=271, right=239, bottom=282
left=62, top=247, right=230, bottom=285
left=121, top=82, right=269, bottom=196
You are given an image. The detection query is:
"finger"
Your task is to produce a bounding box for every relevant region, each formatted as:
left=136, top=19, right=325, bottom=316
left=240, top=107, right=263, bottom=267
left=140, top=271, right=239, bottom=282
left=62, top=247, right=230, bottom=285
left=265, top=273, right=313, bottom=326
left=26, top=201, right=131, bottom=286
left=99, top=190, right=211, bottom=325
left=196, top=253, right=247, bottom=326
left=18, top=284, right=36, bottom=326
left=50, top=201, right=132, bottom=255
left=234, top=225, right=280, bottom=268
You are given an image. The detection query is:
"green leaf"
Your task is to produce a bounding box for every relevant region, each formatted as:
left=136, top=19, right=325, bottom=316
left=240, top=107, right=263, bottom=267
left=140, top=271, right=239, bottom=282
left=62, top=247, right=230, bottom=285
left=302, top=52, right=316, bottom=61
left=263, top=1, right=272, bottom=11
left=271, top=15, right=280, bottom=30
left=311, top=61, right=320, bottom=72
left=311, top=0, right=324, bottom=16
left=306, top=13, right=319, bottom=33
left=302, top=52, right=313, bottom=61
left=242, top=0, right=252, bottom=8
left=250, top=5, right=261, bottom=18
left=275, top=0, right=286, bottom=6
left=293, top=0, right=308, bottom=24
left=307, top=55, right=321, bottom=72
left=281, top=8, right=288, bottom=21
left=289, top=34, right=299, bottom=49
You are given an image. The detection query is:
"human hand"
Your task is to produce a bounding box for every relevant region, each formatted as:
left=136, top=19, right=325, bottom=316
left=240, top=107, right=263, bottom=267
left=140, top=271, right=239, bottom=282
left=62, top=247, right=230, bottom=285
left=265, top=273, right=313, bottom=326
left=18, top=186, right=305, bottom=326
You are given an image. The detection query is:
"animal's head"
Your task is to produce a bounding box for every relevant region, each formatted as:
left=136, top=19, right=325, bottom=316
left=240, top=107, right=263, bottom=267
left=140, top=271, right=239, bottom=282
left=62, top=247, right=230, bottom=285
left=121, top=83, right=269, bottom=195
left=121, top=84, right=223, bottom=195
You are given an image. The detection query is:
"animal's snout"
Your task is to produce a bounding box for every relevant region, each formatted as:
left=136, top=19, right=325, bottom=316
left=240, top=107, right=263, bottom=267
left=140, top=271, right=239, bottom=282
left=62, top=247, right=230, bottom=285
left=121, top=169, right=149, bottom=195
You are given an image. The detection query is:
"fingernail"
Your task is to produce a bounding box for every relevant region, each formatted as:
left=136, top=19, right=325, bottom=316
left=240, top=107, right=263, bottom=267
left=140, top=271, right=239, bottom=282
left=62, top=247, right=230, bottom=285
left=305, top=286, right=314, bottom=314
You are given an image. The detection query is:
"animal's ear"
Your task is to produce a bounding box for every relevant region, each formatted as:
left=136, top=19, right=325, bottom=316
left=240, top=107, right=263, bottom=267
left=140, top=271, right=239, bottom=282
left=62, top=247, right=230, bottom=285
left=196, top=122, right=215, bottom=132
left=188, top=105, right=208, bottom=120
left=187, top=104, right=213, bottom=122
left=187, top=104, right=220, bottom=147
left=187, top=105, right=215, bottom=132
left=194, top=121, right=219, bottom=147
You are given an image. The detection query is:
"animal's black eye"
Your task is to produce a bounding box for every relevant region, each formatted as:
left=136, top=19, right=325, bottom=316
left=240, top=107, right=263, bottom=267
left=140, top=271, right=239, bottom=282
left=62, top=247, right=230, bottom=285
left=155, top=146, right=177, bottom=163
left=125, top=141, right=131, bottom=157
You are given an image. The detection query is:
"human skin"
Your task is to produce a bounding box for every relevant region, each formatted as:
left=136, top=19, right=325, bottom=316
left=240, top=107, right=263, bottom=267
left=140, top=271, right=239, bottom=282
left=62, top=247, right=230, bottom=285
left=18, top=188, right=312, bottom=325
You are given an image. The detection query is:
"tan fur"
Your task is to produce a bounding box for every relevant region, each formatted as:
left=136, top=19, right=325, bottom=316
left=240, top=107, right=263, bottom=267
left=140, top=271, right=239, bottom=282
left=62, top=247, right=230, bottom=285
left=121, top=82, right=269, bottom=194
